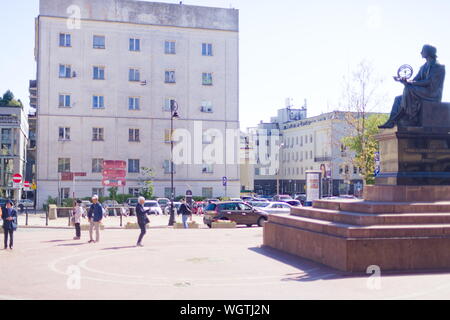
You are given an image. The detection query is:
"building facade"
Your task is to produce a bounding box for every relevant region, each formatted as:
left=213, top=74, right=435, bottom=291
left=252, top=106, right=365, bottom=197
left=0, top=106, right=29, bottom=200
left=35, top=0, right=240, bottom=207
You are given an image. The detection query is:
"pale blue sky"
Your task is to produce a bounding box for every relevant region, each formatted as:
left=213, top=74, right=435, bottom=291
left=1, top=0, right=450, bottom=129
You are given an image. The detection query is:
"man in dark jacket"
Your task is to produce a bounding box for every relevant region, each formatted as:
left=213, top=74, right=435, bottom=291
left=88, top=195, right=103, bottom=243
left=179, top=199, right=192, bottom=229
left=136, top=197, right=151, bottom=247
left=2, top=200, right=17, bottom=250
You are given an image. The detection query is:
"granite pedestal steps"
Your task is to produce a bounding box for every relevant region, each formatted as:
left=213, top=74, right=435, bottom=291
left=263, top=199, right=450, bottom=272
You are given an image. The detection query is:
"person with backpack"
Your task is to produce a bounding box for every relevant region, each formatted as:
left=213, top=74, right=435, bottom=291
left=179, top=199, right=192, bottom=229
left=87, top=195, right=103, bottom=243
left=2, top=200, right=17, bottom=250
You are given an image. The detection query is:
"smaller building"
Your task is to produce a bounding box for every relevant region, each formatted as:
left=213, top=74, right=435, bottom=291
left=0, top=105, right=29, bottom=199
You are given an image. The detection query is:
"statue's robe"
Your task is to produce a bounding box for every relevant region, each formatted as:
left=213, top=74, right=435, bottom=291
left=401, top=61, right=446, bottom=120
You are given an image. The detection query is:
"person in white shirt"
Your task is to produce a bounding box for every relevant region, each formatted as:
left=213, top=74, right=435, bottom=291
left=72, top=199, right=85, bottom=240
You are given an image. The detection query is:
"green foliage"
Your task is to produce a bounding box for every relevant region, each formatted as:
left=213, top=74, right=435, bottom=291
left=46, top=196, right=57, bottom=205
left=342, top=114, right=388, bottom=185
left=140, top=167, right=154, bottom=199
left=108, top=187, right=118, bottom=199
left=0, top=90, right=23, bottom=107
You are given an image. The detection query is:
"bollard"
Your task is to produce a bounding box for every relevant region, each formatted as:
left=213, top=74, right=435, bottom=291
left=120, top=212, right=123, bottom=227
left=46, top=208, right=49, bottom=226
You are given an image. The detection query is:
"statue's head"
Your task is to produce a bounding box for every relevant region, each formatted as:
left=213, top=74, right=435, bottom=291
left=421, top=44, right=438, bottom=60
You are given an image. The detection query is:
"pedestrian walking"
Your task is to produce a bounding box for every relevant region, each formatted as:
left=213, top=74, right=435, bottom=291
left=72, top=199, right=84, bottom=240
left=88, top=195, right=103, bottom=243
left=136, top=197, right=150, bottom=247
left=179, top=199, right=192, bottom=229
left=2, top=200, right=17, bottom=250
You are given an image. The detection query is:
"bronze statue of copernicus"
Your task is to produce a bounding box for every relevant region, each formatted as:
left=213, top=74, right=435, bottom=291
left=380, top=44, right=446, bottom=129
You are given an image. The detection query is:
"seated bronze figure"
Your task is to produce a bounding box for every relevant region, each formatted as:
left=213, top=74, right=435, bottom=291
left=380, top=45, right=446, bottom=129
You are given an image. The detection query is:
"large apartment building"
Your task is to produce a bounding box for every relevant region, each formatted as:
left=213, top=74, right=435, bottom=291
left=35, top=0, right=240, bottom=207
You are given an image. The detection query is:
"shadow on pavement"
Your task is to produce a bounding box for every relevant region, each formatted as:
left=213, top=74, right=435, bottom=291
left=101, top=246, right=137, bottom=251
left=249, top=246, right=347, bottom=282
left=41, top=240, right=71, bottom=243
left=57, top=243, right=85, bottom=247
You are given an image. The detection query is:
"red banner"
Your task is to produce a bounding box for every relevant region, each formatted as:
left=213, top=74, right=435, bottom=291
left=61, top=172, right=74, bottom=181
left=103, top=160, right=127, bottom=169
left=102, top=169, right=126, bottom=178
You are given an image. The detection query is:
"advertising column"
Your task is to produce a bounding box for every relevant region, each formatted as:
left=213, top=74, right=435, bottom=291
left=305, top=170, right=322, bottom=207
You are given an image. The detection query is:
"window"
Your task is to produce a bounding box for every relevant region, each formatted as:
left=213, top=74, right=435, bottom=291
left=92, top=128, right=104, bottom=141
left=310, top=135, right=313, bottom=143
left=58, top=158, right=71, bottom=173
left=93, top=66, right=105, bottom=80
left=92, top=96, right=105, bottom=109
left=129, top=188, right=140, bottom=197
left=59, top=94, right=71, bottom=108
left=353, top=166, right=358, bottom=174
left=163, top=160, right=175, bottom=174
left=165, top=41, right=176, bottom=54
left=202, top=187, right=213, bottom=198
left=59, top=33, right=71, bottom=47
left=128, top=159, right=140, bottom=173
left=129, top=129, right=140, bottom=142
left=202, top=73, right=213, bottom=86
left=163, top=98, right=175, bottom=112
left=165, top=71, right=176, bottom=83
left=59, top=64, right=71, bottom=78
left=129, top=38, right=140, bottom=51
left=93, top=35, right=105, bottom=49
left=92, top=188, right=104, bottom=197
left=128, top=97, right=140, bottom=110
left=340, top=166, right=343, bottom=174
left=58, top=127, right=70, bottom=141
left=201, top=101, right=213, bottom=113
left=165, top=187, right=175, bottom=199
left=202, top=43, right=213, bottom=56
left=60, top=188, right=70, bottom=200
left=129, top=68, right=140, bottom=82
left=92, top=158, right=103, bottom=173
left=202, top=163, right=214, bottom=174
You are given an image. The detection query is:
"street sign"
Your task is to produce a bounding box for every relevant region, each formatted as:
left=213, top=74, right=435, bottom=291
left=24, top=181, right=31, bottom=188
left=222, top=177, right=228, bottom=187
left=13, top=182, right=22, bottom=189
left=12, top=173, right=22, bottom=184
left=31, top=183, right=37, bottom=190
left=102, top=178, right=126, bottom=187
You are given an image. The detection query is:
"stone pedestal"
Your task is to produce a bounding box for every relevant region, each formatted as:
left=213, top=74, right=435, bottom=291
left=375, top=126, right=450, bottom=185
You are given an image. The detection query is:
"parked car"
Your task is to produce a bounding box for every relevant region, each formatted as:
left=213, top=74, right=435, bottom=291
left=272, top=195, right=293, bottom=202
left=103, top=200, right=119, bottom=208
left=156, top=198, right=170, bottom=211
left=284, top=200, right=302, bottom=207
left=203, top=201, right=268, bottom=228
left=164, top=202, right=182, bottom=215
left=295, top=194, right=307, bottom=206
left=144, top=200, right=163, bottom=215
left=230, top=198, right=243, bottom=202
left=81, top=200, right=92, bottom=209
left=126, top=198, right=139, bottom=207
left=17, top=199, right=34, bottom=211
left=250, top=202, right=293, bottom=215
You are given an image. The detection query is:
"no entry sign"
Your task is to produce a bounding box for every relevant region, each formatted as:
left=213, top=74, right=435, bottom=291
left=12, top=174, right=22, bottom=184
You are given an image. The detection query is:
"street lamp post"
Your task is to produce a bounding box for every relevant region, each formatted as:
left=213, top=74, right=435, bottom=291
left=276, top=143, right=285, bottom=196
left=168, top=100, right=179, bottom=227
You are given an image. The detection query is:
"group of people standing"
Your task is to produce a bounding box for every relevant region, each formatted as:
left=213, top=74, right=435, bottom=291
left=2, top=195, right=194, bottom=250
left=70, top=195, right=193, bottom=247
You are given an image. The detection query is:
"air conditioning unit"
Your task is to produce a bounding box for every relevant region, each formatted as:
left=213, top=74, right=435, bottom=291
left=140, top=80, right=147, bottom=86
left=201, top=106, right=213, bottom=113
left=72, top=71, right=77, bottom=78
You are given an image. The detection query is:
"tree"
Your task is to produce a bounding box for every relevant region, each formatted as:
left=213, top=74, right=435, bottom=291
left=108, top=187, right=118, bottom=199
left=140, top=167, right=154, bottom=199
left=340, top=60, right=388, bottom=185
left=0, top=90, right=23, bottom=107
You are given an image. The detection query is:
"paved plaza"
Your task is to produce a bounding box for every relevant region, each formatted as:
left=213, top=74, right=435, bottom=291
left=2, top=226, right=450, bottom=300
